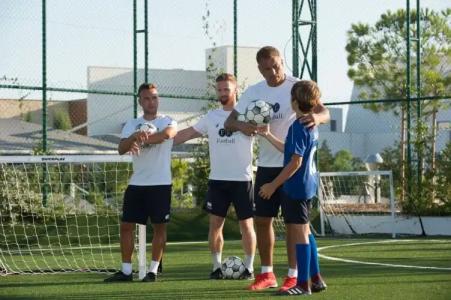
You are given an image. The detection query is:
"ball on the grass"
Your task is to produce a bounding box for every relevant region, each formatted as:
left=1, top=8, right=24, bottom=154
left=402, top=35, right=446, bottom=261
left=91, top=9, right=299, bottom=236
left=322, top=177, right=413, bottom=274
left=221, top=256, right=246, bottom=279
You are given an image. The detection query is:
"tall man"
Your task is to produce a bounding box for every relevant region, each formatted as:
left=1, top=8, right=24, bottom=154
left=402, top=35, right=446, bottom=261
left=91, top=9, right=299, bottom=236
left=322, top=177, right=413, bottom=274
left=174, top=73, right=256, bottom=279
left=225, top=46, right=329, bottom=291
left=104, top=83, right=177, bottom=283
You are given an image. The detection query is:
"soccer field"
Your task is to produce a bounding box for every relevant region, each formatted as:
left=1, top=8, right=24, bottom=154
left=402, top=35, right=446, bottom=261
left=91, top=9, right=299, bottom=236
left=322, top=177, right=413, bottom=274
left=1, top=238, right=450, bottom=299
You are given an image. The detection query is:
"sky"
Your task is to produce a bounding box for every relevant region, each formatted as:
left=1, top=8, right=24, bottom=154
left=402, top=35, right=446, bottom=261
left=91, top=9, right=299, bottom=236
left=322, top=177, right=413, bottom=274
left=0, top=0, right=448, bottom=103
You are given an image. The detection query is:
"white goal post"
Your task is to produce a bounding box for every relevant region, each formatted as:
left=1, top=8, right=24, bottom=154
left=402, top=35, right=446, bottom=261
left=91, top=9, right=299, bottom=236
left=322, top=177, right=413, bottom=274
left=318, top=170, right=396, bottom=238
left=0, top=155, right=148, bottom=277
left=273, top=170, right=397, bottom=238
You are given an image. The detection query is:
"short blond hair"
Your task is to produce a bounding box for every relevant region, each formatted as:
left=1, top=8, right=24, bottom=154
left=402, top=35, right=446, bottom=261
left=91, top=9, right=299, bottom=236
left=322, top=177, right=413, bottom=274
left=291, top=80, right=321, bottom=113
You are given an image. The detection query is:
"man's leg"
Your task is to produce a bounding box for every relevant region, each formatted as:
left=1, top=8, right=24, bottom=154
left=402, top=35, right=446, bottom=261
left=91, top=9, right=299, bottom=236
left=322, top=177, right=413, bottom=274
left=120, top=222, right=135, bottom=264
left=209, top=214, right=225, bottom=278
left=104, top=222, right=135, bottom=282
left=239, top=217, right=256, bottom=275
left=255, top=216, right=274, bottom=268
left=148, top=223, right=167, bottom=273
left=248, top=216, right=278, bottom=290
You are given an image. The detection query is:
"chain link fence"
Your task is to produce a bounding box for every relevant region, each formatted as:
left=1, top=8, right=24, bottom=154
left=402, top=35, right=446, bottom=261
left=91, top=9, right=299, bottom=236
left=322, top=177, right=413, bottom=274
left=0, top=0, right=449, bottom=213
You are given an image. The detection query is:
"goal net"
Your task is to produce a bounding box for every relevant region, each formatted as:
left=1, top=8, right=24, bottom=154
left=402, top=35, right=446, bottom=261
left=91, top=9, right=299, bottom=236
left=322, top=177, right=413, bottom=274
left=319, top=170, right=396, bottom=237
left=0, top=155, right=148, bottom=276
left=273, top=170, right=397, bottom=238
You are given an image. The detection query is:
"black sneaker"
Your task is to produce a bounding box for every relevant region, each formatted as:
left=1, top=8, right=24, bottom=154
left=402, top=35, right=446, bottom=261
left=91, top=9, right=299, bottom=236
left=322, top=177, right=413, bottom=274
left=209, top=268, right=224, bottom=279
left=239, top=268, right=254, bottom=280
left=278, top=286, right=312, bottom=296
left=142, top=272, right=157, bottom=282
left=104, top=271, right=133, bottom=283
left=311, top=280, right=327, bottom=293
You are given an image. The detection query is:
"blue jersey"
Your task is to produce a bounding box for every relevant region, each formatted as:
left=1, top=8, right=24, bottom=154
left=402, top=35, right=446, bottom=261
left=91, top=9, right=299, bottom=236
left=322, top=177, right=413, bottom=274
left=283, top=119, right=319, bottom=200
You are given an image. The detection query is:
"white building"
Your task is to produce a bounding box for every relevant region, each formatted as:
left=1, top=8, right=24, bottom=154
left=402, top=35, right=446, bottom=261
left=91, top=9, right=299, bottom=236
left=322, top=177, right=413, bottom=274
left=87, top=46, right=450, bottom=159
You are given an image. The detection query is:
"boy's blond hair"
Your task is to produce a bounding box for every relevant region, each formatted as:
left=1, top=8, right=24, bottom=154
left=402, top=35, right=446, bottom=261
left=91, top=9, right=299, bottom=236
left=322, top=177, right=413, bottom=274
left=291, top=80, right=321, bottom=113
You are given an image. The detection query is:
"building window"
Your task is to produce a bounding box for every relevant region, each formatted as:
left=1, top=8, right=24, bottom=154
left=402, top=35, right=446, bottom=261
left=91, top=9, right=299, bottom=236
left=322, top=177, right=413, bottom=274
left=330, top=120, right=337, bottom=132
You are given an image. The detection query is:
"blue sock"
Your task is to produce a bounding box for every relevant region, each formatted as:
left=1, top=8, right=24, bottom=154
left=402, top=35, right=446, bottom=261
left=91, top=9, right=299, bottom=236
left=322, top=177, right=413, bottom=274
left=296, top=243, right=310, bottom=286
left=309, top=234, right=320, bottom=279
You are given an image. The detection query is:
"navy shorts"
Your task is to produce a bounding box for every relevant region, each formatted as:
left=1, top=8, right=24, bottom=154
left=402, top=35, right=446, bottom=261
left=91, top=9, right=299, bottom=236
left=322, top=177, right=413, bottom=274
left=253, top=167, right=285, bottom=218
left=203, top=180, right=254, bottom=220
left=122, top=185, right=172, bottom=225
left=282, top=195, right=312, bottom=224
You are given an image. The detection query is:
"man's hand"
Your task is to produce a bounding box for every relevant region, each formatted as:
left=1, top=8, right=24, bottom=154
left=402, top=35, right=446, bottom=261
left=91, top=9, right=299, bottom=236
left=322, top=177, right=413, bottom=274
left=256, top=124, right=270, bottom=137
left=259, top=182, right=277, bottom=200
left=128, top=141, right=141, bottom=155
left=238, top=122, right=258, bottom=136
left=299, top=113, right=320, bottom=129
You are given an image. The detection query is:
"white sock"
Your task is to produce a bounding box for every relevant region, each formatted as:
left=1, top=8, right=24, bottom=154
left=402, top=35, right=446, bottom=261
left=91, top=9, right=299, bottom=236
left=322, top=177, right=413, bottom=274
left=244, top=254, right=255, bottom=272
left=148, top=260, right=160, bottom=274
left=261, top=265, right=273, bottom=274
left=288, top=268, right=298, bottom=278
left=121, top=262, right=132, bottom=275
left=212, top=252, right=222, bottom=271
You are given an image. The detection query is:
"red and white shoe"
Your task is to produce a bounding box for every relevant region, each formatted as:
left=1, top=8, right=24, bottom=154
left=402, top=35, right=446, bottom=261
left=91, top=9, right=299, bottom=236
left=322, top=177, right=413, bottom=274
left=247, top=272, right=278, bottom=290
left=278, top=276, right=297, bottom=292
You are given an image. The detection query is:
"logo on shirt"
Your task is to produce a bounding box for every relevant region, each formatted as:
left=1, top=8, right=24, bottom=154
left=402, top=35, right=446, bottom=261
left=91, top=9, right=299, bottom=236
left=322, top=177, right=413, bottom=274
left=273, top=102, right=280, bottom=113
left=218, top=128, right=233, bottom=137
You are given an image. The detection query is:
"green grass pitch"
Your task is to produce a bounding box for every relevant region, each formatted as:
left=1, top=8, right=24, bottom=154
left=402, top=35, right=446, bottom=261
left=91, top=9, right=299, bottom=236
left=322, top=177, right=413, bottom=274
left=1, top=238, right=450, bottom=299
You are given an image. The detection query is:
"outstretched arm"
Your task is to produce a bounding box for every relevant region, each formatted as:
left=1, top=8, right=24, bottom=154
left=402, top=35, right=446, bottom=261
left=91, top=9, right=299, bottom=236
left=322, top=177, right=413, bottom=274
left=173, top=127, right=202, bottom=145
left=257, top=125, right=284, bottom=153
left=299, top=102, right=330, bottom=128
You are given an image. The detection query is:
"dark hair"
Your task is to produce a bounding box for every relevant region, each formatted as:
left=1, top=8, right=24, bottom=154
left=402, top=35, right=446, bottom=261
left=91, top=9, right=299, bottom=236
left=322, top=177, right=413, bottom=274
left=291, top=80, right=321, bottom=113
left=256, top=46, right=281, bottom=63
left=215, top=73, right=237, bottom=84
left=138, top=83, right=157, bottom=96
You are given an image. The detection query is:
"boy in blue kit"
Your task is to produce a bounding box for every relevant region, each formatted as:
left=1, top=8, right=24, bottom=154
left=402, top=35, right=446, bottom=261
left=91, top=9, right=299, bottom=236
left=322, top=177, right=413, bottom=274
left=258, top=80, right=326, bottom=296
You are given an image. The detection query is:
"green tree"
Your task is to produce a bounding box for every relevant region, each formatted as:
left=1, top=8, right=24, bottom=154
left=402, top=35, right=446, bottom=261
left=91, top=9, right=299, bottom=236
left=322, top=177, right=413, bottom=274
left=346, top=8, right=451, bottom=203
left=53, top=110, right=72, bottom=131
left=317, top=141, right=334, bottom=172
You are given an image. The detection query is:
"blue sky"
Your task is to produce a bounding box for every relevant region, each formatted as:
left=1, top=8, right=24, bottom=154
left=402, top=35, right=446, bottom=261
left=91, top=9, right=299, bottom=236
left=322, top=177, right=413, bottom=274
left=0, top=0, right=448, bottom=102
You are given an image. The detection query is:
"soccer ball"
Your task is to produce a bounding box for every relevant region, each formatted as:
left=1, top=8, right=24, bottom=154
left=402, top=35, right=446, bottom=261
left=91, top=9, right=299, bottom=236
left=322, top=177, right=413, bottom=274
left=138, top=122, right=157, bottom=134
left=221, top=256, right=246, bottom=279
left=245, top=100, right=273, bottom=125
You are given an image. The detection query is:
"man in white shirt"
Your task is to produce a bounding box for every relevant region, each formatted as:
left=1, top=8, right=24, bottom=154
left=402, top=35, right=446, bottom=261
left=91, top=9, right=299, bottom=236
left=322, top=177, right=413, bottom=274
left=104, top=83, right=177, bottom=283
left=225, top=46, right=329, bottom=291
left=174, top=73, right=256, bottom=280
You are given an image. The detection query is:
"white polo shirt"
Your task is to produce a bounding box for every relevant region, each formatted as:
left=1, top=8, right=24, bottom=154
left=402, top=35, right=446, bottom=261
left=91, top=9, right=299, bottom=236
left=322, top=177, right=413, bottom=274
left=235, top=75, right=298, bottom=167
left=121, top=115, right=177, bottom=186
left=193, top=108, right=253, bottom=181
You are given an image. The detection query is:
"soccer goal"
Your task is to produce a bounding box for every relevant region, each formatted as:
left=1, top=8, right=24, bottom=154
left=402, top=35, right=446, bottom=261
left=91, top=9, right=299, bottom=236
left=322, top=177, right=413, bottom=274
left=318, top=170, right=397, bottom=238
left=0, top=155, right=147, bottom=277
left=273, top=170, right=397, bottom=238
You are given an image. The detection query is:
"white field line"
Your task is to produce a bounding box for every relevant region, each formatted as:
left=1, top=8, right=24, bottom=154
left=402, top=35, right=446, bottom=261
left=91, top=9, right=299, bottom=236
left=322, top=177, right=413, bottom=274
left=318, top=239, right=451, bottom=271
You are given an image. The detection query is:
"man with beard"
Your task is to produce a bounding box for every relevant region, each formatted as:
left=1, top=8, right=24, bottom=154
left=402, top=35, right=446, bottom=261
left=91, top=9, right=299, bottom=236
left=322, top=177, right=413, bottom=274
left=174, top=73, right=256, bottom=280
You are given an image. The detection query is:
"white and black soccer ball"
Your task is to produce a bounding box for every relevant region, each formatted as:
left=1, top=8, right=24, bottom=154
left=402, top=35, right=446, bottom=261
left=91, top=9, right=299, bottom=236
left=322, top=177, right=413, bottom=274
left=221, top=256, right=246, bottom=279
left=237, top=113, right=247, bottom=122
left=245, top=100, right=273, bottom=125
left=137, top=122, right=157, bottom=134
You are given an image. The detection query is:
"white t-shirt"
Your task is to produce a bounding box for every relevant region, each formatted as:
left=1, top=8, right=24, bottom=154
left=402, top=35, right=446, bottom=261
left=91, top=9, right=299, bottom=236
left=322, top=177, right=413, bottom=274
left=236, top=75, right=299, bottom=167
left=121, top=115, right=177, bottom=186
left=193, top=109, right=253, bottom=181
